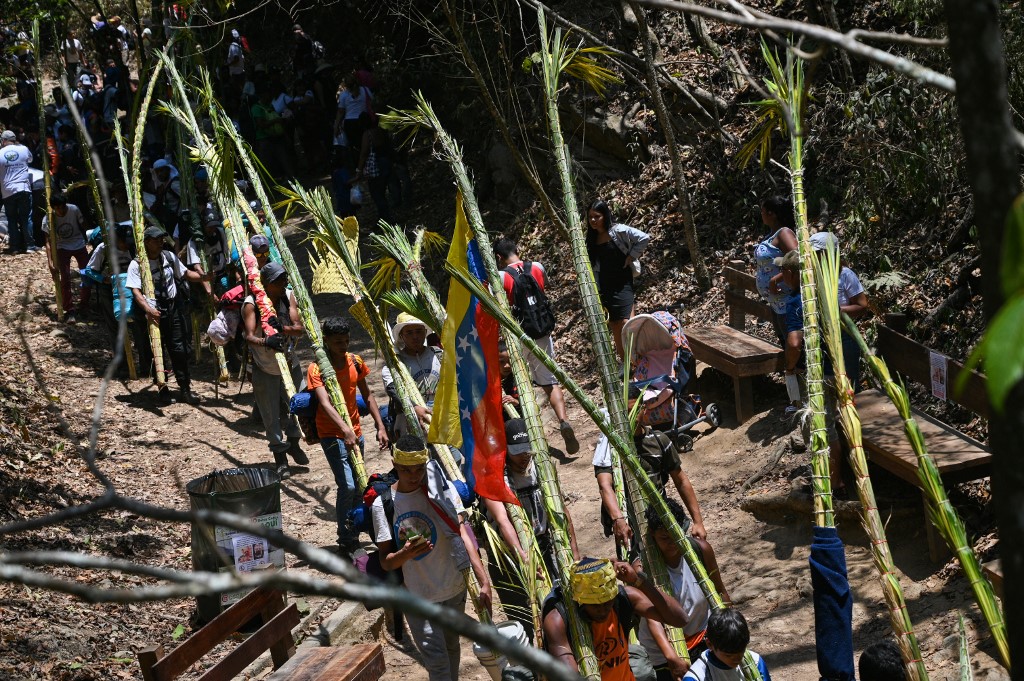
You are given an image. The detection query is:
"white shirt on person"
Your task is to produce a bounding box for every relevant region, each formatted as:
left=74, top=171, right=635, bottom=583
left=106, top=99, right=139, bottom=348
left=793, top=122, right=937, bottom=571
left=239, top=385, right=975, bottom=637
left=126, top=250, right=188, bottom=299
left=41, top=204, right=87, bottom=251
left=372, top=481, right=467, bottom=603
left=227, top=41, right=244, bottom=75
left=837, top=267, right=865, bottom=307
left=337, top=86, right=372, bottom=120
left=62, top=38, right=84, bottom=64
left=87, top=241, right=133, bottom=274
left=0, top=143, right=34, bottom=198
left=638, top=558, right=711, bottom=665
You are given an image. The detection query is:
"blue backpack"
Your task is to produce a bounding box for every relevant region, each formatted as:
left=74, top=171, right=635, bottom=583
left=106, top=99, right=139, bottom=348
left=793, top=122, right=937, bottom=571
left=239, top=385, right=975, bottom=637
left=289, top=389, right=320, bottom=444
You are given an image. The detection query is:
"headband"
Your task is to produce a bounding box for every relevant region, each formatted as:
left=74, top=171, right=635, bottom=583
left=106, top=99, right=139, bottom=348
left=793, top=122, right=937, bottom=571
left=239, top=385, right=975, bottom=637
left=570, top=559, right=619, bottom=605
left=393, top=447, right=429, bottom=466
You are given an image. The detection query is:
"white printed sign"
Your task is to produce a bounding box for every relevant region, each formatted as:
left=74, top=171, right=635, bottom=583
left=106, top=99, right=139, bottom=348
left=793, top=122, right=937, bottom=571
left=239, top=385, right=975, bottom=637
left=930, top=351, right=948, bottom=401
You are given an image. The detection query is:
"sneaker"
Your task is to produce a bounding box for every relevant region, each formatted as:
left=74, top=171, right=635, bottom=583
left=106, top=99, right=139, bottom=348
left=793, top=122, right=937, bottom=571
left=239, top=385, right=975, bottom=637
left=559, top=420, right=579, bottom=455
left=288, top=441, right=309, bottom=466
left=276, top=463, right=292, bottom=480
left=26, top=245, right=41, bottom=253
left=157, top=386, right=173, bottom=407
left=180, top=389, right=201, bottom=405
left=65, top=312, right=78, bottom=325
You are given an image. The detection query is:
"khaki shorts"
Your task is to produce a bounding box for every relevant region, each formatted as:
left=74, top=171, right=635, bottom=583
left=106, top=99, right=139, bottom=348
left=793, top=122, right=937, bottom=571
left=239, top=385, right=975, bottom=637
left=525, top=334, right=558, bottom=387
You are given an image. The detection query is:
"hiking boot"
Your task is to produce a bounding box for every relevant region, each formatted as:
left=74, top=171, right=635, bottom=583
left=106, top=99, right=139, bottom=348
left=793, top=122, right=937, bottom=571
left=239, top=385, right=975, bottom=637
left=287, top=440, right=309, bottom=466
left=65, top=312, right=78, bottom=325
left=157, top=386, right=173, bottom=406
left=275, top=463, right=292, bottom=480
left=180, top=389, right=201, bottom=405
left=559, top=420, right=579, bottom=455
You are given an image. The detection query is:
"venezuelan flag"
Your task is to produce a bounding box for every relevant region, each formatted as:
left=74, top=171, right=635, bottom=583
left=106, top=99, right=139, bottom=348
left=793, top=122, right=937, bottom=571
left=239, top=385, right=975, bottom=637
left=429, top=194, right=517, bottom=504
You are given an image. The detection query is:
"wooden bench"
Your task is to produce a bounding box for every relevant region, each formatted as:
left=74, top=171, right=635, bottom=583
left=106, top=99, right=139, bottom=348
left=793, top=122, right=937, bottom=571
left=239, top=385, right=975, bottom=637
left=137, top=586, right=300, bottom=681
left=860, top=323, right=992, bottom=561
left=685, top=262, right=784, bottom=423
left=266, top=643, right=386, bottom=681
left=983, top=559, right=1003, bottom=598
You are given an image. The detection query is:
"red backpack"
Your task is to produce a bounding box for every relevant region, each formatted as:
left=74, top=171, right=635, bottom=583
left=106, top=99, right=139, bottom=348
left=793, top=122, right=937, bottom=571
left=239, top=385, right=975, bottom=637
left=220, top=285, right=245, bottom=310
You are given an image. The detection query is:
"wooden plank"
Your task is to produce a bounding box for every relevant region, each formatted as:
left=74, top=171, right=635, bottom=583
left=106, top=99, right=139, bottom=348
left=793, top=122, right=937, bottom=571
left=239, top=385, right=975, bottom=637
left=262, top=592, right=296, bottom=668
left=266, top=644, right=385, bottom=681
left=724, top=265, right=757, bottom=293
left=151, top=587, right=283, bottom=681
left=875, top=325, right=990, bottom=418
left=723, top=289, right=776, bottom=325
left=198, top=604, right=301, bottom=681
left=734, top=375, right=754, bottom=424
left=857, top=390, right=991, bottom=486
left=984, top=559, right=1003, bottom=598
left=137, top=644, right=164, bottom=681
left=686, top=326, right=783, bottom=365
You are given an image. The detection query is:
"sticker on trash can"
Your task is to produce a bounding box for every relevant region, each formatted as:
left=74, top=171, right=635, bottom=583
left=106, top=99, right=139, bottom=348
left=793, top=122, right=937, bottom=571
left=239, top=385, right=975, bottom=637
left=215, top=512, right=285, bottom=606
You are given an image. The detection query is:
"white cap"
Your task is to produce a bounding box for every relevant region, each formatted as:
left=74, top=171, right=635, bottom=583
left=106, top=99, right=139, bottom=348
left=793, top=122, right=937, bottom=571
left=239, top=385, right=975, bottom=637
left=810, top=231, right=839, bottom=252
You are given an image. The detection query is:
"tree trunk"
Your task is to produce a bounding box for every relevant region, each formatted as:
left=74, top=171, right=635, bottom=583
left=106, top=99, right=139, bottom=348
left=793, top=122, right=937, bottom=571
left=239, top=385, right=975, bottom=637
left=629, top=2, right=711, bottom=291
left=944, top=0, right=1024, bottom=672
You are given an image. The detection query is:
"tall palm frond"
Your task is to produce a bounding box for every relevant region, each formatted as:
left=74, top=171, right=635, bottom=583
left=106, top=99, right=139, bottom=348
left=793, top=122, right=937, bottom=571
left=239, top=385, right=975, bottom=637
left=814, top=244, right=927, bottom=680
left=380, top=288, right=442, bottom=333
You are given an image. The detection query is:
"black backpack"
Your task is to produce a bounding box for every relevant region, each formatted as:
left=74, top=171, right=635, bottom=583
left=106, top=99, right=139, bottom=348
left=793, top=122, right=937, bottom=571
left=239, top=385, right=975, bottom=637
left=505, top=262, right=556, bottom=339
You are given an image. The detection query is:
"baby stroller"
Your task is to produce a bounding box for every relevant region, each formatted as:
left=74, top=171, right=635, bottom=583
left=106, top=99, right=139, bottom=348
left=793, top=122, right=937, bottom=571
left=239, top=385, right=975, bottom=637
left=623, top=310, right=720, bottom=452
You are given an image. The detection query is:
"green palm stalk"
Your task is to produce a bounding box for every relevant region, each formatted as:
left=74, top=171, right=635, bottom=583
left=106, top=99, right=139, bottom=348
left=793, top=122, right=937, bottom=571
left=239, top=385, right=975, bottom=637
left=742, top=41, right=833, bottom=526
left=813, top=246, right=927, bottom=680
left=114, top=55, right=168, bottom=387
left=174, top=127, right=229, bottom=383
left=533, top=10, right=706, bottom=672
left=384, top=95, right=600, bottom=677
left=367, top=221, right=447, bottom=323
left=34, top=22, right=63, bottom=321
left=843, top=316, right=1009, bottom=667
left=379, top=288, right=442, bottom=333
left=156, top=57, right=295, bottom=396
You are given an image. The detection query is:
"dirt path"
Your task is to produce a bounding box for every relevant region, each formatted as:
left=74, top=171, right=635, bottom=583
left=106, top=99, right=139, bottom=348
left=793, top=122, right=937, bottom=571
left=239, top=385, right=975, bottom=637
left=0, top=215, right=1006, bottom=681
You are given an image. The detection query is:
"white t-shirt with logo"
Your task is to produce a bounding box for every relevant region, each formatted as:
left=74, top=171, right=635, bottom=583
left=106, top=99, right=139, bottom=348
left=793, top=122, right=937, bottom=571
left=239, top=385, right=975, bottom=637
left=372, top=483, right=467, bottom=603
left=41, top=204, right=87, bottom=251
left=0, top=143, right=34, bottom=198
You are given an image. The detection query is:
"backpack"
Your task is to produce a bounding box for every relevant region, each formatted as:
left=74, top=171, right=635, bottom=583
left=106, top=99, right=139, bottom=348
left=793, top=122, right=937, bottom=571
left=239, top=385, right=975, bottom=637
left=505, top=262, right=555, bottom=339
left=347, top=471, right=397, bottom=537
left=219, top=284, right=245, bottom=310
left=289, top=388, right=320, bottom=444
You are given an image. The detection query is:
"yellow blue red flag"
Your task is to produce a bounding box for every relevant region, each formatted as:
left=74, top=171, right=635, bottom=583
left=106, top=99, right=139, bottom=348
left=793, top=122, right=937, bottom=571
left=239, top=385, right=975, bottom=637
left=429, top=193, right=516, bottom=504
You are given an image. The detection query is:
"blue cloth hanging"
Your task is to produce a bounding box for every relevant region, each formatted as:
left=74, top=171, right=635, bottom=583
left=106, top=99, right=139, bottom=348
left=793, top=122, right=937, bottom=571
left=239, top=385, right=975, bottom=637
left=810, top=525, right=855, bottom=681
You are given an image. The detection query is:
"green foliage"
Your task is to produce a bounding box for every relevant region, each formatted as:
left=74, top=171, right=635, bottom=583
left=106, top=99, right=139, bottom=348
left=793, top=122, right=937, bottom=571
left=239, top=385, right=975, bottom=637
left=840, top=69, right=962, bottom=239
left=736, top=40, right=806, bottom=169
left=860, top=270, right=910, bottom=293
left=962, top=195, right=1024, bottom=412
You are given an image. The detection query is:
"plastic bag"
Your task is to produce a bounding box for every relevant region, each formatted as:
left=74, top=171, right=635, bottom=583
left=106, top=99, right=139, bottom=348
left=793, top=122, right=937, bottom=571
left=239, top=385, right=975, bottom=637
left=350, top=184, right=364, bottom=206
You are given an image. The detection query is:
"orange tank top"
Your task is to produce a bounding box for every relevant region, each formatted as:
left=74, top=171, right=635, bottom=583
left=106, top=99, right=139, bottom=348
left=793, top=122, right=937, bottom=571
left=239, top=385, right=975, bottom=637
left=590, top=609, right=634, bottom=681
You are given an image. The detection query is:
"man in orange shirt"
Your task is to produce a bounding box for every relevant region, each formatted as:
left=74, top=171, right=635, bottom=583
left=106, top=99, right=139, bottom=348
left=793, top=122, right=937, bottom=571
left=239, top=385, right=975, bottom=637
left=543, top=558, right=687, bottom=681
left=306, top=317, right=389, bottom=555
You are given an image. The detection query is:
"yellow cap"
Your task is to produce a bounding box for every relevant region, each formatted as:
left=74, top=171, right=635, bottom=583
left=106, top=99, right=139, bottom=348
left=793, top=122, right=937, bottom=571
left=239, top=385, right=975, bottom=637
left=570, top=558, right=619, bottom=605
left=393, top=446, right=429, bottom=466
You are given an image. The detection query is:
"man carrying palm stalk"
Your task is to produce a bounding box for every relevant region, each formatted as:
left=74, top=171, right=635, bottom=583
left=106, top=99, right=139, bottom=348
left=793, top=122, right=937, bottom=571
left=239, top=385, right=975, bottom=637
left=372, top=434, right=492, bottom=681
left=128, top=226, right=213, bottom=406
left=241, top=262, right=307, bottom=478
left=306, top=316, right=389, bottom=556
left=543, top=557, right=688, bottom=680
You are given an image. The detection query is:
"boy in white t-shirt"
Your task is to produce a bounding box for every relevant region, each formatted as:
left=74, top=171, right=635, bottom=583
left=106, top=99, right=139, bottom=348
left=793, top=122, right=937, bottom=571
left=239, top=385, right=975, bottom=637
left=41, top=193, right=90, bottom=322
left=683, top=609, right=771, bottom=681
left=372, top=435, right=492, bottom=681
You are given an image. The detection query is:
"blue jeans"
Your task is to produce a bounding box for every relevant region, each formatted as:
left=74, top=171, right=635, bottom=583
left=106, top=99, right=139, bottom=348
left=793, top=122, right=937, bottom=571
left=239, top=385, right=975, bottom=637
left=5, top=191, right=34, bottom=252
left=322, top=435, right=364, bottom=546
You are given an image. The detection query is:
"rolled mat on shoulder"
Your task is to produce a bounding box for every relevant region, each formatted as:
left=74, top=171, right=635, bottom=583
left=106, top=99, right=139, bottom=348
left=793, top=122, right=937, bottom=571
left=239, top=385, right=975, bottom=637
left=809, top=525, right=855, bottom=681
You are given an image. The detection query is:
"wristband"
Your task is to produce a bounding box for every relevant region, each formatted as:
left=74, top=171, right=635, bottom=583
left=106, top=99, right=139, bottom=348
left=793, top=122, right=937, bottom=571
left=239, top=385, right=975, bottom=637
left=633, top=569, right=650, bottom=588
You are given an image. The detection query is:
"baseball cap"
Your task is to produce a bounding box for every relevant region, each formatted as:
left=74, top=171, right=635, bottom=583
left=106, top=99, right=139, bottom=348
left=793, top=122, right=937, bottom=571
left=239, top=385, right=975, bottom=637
left=1, top=130, right=16, bottom=142
left=810, top=231, right=839, bottom=252
left=250, top=234, right=270, bottom=253
left=773, top=250, right=801, bottom=271
left=505, top=419, right=531, bottom=455
left=153, top=158, right=170, bottom=170
left=143, top=226, right=166, bottom=240
left=260, top=261, right=287, bottom=284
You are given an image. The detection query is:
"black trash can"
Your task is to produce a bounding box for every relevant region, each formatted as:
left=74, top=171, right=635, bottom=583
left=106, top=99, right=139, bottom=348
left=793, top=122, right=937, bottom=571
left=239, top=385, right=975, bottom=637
left=186, top=466, right=284, bottom=623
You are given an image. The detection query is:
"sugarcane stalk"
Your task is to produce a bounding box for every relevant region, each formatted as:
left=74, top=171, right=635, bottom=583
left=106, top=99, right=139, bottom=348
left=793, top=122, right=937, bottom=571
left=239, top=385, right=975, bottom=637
left=35, top=21, right=63, bottom=321
left=114, top=54, right=167, bottom=386
left=842, top=315, right=1009, bottom=667
left=813, top=247, right=927, bottom=680
left=535, top=9, right=706, bottom=673
left=175, top=126, right=228, bottom=382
